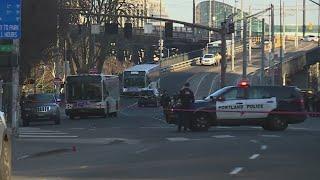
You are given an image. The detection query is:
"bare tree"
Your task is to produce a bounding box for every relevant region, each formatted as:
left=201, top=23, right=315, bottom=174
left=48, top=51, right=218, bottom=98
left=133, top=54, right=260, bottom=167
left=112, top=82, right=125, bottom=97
left=59, top=0, right=138, bottom=74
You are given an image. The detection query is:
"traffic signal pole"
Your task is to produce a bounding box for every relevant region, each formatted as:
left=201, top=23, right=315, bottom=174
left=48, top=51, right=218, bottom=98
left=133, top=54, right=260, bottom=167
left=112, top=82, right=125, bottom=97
left=221, top=23, right=227, bottom=88
left=261, top=18, right=265, bottom=85
left=242, top=18, right=248, bottom=79
left=12, top=39, right=20, bottom=132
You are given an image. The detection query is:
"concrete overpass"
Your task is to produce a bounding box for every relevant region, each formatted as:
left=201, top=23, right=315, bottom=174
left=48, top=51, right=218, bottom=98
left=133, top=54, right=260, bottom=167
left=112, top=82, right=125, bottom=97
left=160, top=41, right=318, bottom=99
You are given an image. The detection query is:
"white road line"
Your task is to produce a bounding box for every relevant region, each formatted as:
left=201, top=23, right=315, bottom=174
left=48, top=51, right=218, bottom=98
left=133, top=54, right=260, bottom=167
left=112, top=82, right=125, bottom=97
left=19, top=130, right=61, bottom=133
left=79, top=166, right=88, bottom=169
left=19, top=132, right=68, bottom=135
left=289, top=127, right=310, bottom=130
left=250, top=127, right=262, bottom=129
left=18, top=135, right=78, bottom=138
left=167, top=137, right=190, bottom=142
left=212, top=135, right=235, bottom=138
left=17, top=155, right=30, bottom=160
left=261, top=135, right=281, bottom=138
left=216, top=126, right=232, bottom=129
left=249, top=154, right=260, bottom=160
left=70, top=128, right=85, bottom=130
left=261, top=145, right=268, bottom=150
left=229, top=167, right=243, bottom=175
left=209, top=74, right=220, bottom=95
left=126, top=102, right=138, bottom=109
left=195, top=73, right=210, bottom=97
left=135, top=147, right=152, bottom=154
left=250, top=139, right=259, bottom=143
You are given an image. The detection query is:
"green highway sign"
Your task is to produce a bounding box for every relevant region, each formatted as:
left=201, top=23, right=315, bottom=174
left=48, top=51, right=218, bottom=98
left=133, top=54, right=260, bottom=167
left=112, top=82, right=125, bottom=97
left=0, top=44, right=14, bottom=52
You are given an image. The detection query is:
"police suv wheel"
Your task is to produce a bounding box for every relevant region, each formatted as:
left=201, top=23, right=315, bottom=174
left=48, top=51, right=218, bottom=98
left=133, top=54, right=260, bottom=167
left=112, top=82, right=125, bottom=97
left=0, top=137, right=12, bottom=180
left=191, top=113, right=210, bottom=132
left=269, top=116, right=288, bottom=131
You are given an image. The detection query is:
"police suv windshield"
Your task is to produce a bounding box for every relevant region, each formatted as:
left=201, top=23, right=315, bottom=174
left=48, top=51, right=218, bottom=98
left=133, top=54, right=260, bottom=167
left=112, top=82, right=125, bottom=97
left=205, top=87, right=233, bottom=101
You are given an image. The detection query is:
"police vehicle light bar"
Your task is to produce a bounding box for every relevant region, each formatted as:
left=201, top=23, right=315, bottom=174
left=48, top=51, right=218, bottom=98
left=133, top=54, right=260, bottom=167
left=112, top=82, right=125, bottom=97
left=238, top=80, right=250, bottom=88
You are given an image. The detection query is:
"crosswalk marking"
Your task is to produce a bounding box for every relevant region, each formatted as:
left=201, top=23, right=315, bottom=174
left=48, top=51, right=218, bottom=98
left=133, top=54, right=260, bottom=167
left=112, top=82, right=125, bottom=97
left=18, top=127, right=78, bottom=139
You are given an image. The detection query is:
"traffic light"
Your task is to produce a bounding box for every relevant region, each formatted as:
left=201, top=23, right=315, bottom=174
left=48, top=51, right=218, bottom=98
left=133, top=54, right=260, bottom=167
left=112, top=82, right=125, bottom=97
left=0, top=39, right=15, bottom=67
left=124, top=23, right=133, bottom=39
left=226, top=22, right=235, bottom=34
left=165, top=22, right=173, bottom=38
left=105, top=23, right=118, bottom=34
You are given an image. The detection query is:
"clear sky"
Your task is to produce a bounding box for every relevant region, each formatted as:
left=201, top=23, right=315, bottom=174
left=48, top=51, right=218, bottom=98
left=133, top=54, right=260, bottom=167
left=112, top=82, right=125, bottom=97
left=164, top=0, right=320, bottom=25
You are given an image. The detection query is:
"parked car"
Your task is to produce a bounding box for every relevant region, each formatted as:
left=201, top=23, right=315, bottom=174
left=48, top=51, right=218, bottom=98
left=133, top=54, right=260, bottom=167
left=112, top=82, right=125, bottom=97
left=21, top=93, right=61, bottom=126
left=201, top=54, right=220, bottom=66
left=138, top=89, right=160, bottom=107
left=302, top=35, right=319, bottom=42
left=0, top=111, right=11, bottom=180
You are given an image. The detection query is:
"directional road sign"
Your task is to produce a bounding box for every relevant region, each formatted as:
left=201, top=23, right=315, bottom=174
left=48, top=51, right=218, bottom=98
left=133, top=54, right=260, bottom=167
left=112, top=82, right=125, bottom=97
left=0, top=0, right=21, bottom=39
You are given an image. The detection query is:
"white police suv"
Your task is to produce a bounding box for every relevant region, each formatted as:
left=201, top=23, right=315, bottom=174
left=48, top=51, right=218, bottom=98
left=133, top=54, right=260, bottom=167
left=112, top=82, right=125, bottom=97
left=0, top=111, right=11, bottom=180
left=166, top=82, right=307, bottom=132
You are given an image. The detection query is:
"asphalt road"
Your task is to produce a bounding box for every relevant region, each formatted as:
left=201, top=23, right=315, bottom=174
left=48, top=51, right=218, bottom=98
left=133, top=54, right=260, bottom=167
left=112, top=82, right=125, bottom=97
left=12, top=41, right=319, bottom=180
left=12, top=97, right=320, bottom=180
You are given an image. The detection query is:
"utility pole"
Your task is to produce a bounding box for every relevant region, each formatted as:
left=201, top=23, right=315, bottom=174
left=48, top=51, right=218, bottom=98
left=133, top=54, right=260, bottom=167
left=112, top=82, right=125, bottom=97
left=295, top=0, right=299, bottom=48
left=303, top=0, right=306, bottom=37
left=208, top=0, right=212, bottom=43
left=12, top=39, right=19, bottom=131
left=283, top=2, right=286, bottom=52
left=231, top=1, right=236, bottom=71
left=243, top=18, right=248, bottom=79
left=271, top=4, right=275, bottom=85
left=193, top=0, right=196, bottom=38
left=241, top=0, right=244, bottom=40
left=318, top=0, right=320, bottom=46
left=249, top=4, right=252, bottom=64
left=280, top=0, right=284, bottom=85
left=159, top=0, right=163, bottom=82
left=261, top=18, right=265, bottom=85
left=0, top=79, right=3, bottom=111
left=221, top=22, right=227, bottom=88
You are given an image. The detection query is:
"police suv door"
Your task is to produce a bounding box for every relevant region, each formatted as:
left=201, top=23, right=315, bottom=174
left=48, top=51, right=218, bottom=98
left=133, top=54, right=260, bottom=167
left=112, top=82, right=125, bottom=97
left=216, top=87, right=246, bottom=120
left=244, top=87, right=277, bottom=119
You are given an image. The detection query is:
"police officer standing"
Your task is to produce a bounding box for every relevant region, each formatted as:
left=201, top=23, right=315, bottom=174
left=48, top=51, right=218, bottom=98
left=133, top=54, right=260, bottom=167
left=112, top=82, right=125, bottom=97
left=177, top=82, right=195, bottom=132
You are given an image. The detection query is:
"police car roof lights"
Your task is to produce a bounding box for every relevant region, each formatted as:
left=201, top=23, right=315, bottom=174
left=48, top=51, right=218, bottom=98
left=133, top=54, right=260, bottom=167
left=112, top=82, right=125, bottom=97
left=237, top=79, right=250, bottom=88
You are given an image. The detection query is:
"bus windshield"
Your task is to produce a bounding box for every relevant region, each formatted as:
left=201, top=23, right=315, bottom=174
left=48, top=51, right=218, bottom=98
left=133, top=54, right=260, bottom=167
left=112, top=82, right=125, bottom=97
left=123, top=71, right=146, bottom=88
left=66, top=76, right=102, bottom=101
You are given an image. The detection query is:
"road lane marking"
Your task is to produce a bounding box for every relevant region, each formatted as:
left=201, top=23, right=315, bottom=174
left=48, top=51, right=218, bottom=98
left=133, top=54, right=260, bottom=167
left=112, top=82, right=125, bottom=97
left=195, top=73, right=210, bottom=98
left=289, top=127, right=310, bottom=130
left=212, top=135, right=235, bottom=138
left=80, top=166, right=88, bottom=169
left=250, top=139, right=259, bottom=143
left=135, top=147, right=153, bottom=154
left=261, top=145, right=268, bottom=150
left=249, top=154, right=260, bottom=160
left=18, top=135, right=78, bottom=138
left=216, top=126, right=232, bottom=129
left=167, top=137, right=190, bottom=142
left=229, top=167, right=243, bottom=175
left=17, top=155, right=30, bottom=160
left=70, top=128, right=85, bottom=130
left=209, top=73, right=220, bottom=95
left=19, top=132, right=69, bottom=135
left=19, top=130, right=61, bottom=133
left=261, top=135, right=281, bottom=138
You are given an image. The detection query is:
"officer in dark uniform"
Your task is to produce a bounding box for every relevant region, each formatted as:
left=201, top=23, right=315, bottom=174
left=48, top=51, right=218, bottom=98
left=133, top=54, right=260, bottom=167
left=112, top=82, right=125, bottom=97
left=177, top=82, right=195, bottom=132
left=160, top=90, right=171, bottom=108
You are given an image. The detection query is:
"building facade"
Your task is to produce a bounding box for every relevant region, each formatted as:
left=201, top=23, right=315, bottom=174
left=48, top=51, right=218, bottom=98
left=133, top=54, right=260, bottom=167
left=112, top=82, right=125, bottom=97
left=196, top=0, right=266, bottom=39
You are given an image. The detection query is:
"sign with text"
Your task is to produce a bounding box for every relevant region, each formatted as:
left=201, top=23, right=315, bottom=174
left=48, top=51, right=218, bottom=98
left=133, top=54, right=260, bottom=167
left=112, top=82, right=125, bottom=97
left=0, top=0, right=21, bottom=39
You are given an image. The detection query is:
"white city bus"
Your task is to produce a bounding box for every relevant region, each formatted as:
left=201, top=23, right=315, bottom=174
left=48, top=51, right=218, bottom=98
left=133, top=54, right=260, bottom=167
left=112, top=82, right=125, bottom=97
left=122, top=64, right=160, bottom=95
left=65, top=74, right=120, bottom=119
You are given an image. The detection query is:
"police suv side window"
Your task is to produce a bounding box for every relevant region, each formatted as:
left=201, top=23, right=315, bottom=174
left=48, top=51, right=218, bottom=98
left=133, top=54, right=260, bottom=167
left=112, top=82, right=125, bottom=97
left=223, top=88, right=245, bottom=100
left=247, top=87, right=271, bottom=99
